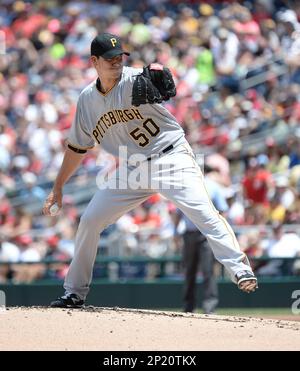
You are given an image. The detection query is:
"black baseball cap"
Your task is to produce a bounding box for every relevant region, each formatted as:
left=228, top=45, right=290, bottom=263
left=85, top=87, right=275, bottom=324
left=91, top=33, right=130, bottom=59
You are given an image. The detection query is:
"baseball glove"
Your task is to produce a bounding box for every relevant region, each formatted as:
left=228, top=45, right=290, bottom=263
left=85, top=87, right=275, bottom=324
left=132, top=63, right=176, bottom=107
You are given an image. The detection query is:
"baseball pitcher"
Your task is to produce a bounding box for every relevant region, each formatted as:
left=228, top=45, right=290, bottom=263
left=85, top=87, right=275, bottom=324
left=43, top=33, right=257, bottom=308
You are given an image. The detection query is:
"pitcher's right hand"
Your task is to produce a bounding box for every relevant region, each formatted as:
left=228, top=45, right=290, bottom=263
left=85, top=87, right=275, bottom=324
left=43, top=188, right=62, bottom=216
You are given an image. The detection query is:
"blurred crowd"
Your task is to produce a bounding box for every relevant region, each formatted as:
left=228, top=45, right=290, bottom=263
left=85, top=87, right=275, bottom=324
left=1, top=0, right=300, bottom=282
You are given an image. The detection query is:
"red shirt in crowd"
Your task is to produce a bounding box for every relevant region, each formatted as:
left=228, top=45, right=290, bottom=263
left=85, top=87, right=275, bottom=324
left=242, top=168, right=273, bottom=205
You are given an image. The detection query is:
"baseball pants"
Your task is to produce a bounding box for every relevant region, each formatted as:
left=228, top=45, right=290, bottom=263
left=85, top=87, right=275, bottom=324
left=64, top=142, right=252, bottom=299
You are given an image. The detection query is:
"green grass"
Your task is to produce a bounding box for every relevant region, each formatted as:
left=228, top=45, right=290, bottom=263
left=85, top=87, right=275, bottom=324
left=160, top=308, right=298, bottom=317
left=215, top=308, right=295, bottom=316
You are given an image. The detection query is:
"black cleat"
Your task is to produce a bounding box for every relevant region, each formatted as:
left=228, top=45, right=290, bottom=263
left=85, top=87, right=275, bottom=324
left=50, top=293, right=85, bottom=308
left=236, top=271, right=258, bottom=293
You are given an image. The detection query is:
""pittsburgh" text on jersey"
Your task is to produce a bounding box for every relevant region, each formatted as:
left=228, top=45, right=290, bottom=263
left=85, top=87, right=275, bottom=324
left=92, top=108, right=144, bottom=144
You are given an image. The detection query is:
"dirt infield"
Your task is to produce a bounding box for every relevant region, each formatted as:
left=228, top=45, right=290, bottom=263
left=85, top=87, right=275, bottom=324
left=0, top=307, right=299, bottom=351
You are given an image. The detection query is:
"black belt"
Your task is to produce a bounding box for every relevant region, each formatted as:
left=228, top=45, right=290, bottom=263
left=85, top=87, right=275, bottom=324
left=147, top=144, right=174, bottom=161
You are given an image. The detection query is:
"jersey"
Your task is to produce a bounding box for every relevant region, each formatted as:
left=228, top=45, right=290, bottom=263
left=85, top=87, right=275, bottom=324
left=67, top=66, right=185, bottom=159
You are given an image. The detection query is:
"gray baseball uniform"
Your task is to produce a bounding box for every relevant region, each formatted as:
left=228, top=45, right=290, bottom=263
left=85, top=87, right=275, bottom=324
left=64, top=66, right=253, bottom=299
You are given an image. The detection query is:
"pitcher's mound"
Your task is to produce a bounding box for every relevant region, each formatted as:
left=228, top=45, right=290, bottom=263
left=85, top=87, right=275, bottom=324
left=0, top=307, right=299, bottom=350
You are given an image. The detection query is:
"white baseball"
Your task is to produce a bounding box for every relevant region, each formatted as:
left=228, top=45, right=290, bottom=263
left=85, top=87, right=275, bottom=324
left=49, top=203, right=60, bottom=216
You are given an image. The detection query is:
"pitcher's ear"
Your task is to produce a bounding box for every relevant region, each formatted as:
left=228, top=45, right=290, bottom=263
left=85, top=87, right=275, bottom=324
left=91, top=56, right=98, bottom=66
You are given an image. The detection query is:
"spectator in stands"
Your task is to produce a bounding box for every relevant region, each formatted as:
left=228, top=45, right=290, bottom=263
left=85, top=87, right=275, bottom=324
left=211, top=26, right=239, bottom=77
left=242, top=156, right=274, bottom=208
left=258, top=223, right=300, bottom=276
left=0, top=233, right=19, bottom=283
left=12, top=234, right=44, bottom=283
